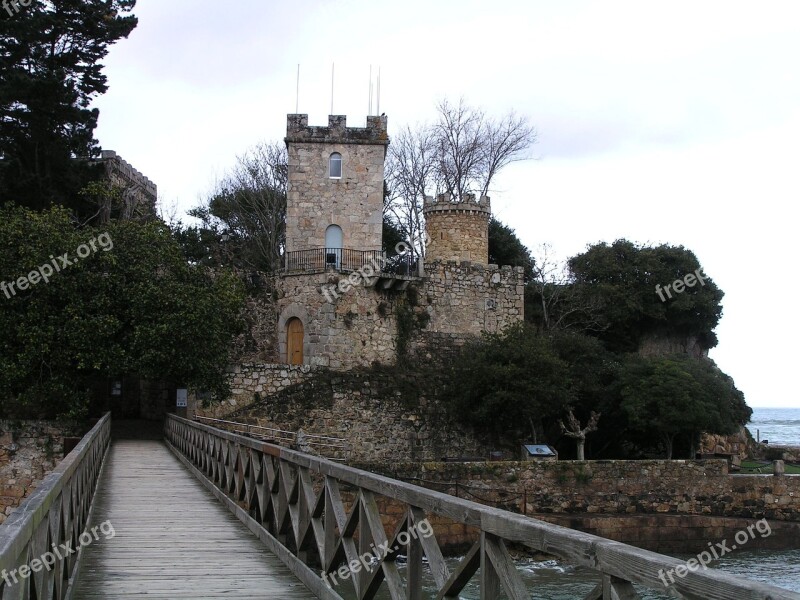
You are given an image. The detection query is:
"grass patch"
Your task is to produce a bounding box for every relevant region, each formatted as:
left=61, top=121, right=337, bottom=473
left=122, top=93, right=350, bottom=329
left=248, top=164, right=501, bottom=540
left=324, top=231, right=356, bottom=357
left=739, top=460, right=800, bottom=474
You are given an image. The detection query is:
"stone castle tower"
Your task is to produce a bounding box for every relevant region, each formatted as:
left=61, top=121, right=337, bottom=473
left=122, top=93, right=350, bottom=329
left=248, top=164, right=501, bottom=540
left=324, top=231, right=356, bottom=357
left=423, top=193, right=491, bottom=263
left=276, top=114, right=523, bottom=369
left=285, top=114, right=388, bottom=254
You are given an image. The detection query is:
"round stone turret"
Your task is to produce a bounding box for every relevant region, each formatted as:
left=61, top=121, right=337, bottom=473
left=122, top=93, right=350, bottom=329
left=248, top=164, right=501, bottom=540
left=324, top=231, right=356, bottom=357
left=423, top=193, right=491, bottom=264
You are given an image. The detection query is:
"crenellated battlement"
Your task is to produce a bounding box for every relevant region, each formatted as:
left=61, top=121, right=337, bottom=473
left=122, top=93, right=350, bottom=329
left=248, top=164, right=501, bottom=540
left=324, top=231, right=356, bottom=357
left=423, top=193, right=491, bottom=215
left=423, top=193, right=491, bottom=264
left=100, top=150, right=158, bottom=200
left=285, top=114, right=389, bottom=145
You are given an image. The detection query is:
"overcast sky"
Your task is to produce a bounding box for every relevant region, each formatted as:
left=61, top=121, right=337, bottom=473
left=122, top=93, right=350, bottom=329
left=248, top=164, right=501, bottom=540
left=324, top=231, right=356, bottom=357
left=94, top=0, right=800, bottom=408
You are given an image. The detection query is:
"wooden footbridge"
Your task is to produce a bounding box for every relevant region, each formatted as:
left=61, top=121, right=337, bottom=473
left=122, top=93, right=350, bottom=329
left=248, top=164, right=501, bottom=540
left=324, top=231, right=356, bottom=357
left=1, top=413, right=798, bottom=600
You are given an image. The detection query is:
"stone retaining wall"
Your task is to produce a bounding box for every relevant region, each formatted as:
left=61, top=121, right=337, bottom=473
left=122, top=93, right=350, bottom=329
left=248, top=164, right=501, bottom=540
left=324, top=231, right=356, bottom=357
left=533, top=513, right=800, bottom=554
left=204, top=367, right=493, bottom=463
left=347, top=460, right=800, bottom=554
left=355, top=460, right=800, bottom=522
left=193, top=363, right=315, bottom=419
left=0, top=420, right=85, bottom=525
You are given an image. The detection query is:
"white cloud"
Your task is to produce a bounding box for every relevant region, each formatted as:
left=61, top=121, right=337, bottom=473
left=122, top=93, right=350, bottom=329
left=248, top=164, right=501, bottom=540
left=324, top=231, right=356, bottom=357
left=93, top=0, right=800, bottom=407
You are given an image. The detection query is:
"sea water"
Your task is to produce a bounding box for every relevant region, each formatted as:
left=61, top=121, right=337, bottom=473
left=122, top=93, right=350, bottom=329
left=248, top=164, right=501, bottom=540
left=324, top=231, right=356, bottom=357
left=343, top=549, right=800, bottom=599
left=747, top=407, right=800, bottom=446
left=343, top=408, right=800, bottom=598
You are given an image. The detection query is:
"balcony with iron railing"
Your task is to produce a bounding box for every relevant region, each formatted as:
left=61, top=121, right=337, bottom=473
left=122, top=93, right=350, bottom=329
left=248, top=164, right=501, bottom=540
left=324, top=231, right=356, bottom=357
left=284, top=247, right=420, bottom=278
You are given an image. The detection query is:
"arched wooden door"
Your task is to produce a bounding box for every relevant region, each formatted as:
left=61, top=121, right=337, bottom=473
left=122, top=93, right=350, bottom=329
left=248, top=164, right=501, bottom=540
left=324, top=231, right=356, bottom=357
left=286, top=318, right=304, bottom=365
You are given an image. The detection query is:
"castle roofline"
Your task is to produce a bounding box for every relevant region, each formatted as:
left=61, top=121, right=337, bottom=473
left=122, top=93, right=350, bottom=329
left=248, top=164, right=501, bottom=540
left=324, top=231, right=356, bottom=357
left=285, top=114, right=389, bottom=146
left=423, top=193, right=491, bottom=215
left=99, top=150, right=157, bottom=195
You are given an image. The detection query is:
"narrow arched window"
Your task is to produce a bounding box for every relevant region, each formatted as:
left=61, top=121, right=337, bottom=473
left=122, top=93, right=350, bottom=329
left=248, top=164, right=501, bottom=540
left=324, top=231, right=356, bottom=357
left=325, top=224, right=343, bottom=269
left=325, top=224, right=343, bottom=249
left=329, top=152, right=342, bottom=178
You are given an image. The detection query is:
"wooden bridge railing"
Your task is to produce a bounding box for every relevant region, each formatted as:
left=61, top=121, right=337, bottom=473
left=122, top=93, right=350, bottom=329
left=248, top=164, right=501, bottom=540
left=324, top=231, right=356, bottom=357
left=165, top=414, right=800, bottom=600
left=0, top=413, right=110, bottom=600
left=193, top=416, right=352, bottom=461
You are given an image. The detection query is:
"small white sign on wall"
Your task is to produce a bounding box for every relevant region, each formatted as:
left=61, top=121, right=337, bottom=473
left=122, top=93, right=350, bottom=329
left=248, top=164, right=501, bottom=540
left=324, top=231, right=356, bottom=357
left=176, top=388, right=188, bottom=408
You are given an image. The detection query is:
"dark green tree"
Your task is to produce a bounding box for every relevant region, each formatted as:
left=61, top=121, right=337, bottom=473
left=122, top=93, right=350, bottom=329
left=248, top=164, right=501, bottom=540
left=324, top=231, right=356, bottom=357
left=171, top=220, right=219, bottom=267
left=382, top=214, right=406, bottom=257
left=488, top=217, right=533, bottom=279
left=539, top=330, right=624, bottom=458
left=0, top=0, right=138, bottom=212
left=568, top=239, right=723, bottom=353
left=441, top=324, right=572, bottom=445
left=619, top=354, right=750, bottom=458
left=0, top=205, right=245, bottom=419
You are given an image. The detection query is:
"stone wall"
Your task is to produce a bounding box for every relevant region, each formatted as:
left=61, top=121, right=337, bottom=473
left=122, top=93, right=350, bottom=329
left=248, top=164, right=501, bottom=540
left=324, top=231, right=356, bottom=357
left=0, top=420, right=85, bottom=525
left=420, top=262, right=525, bottom=336
left=99, top=150, right=158, bottom=220
left=231, top=291, right=280, bottom=364
left=356, top=460, right=800, bottom=522
left=273, top=260, right=523, bottom=369
left=217, top=367, right=494, bottom=463
left=342, top=460, right=800, bottom=554
left=351, top=502, right=800, bottom=555
left=532, top=514, right=800, bottom=554
left=193, top=363, right=315, bottom=418
left=276, top=272, right=402, bottom=368
left=359, top=492, right=479, bottom=555
left=769, top=446, right=800, bottom=462
left=335, top=457, right=800, bottom=554
left=423, top=194, right=491, bottom=264
left=750, top=445, right=800, bottom=463
left=285, top=114, right=387, bottom=253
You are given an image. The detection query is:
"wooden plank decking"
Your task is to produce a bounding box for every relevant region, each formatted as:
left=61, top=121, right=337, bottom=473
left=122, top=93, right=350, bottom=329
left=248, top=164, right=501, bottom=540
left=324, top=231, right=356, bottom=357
left=70, top=439, right=316, bottom=599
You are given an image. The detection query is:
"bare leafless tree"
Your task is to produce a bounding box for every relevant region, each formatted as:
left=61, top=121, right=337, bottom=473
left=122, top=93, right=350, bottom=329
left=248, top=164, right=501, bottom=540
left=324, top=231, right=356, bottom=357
left=434, top=99, right=487, bottom=201
left=530, top=243, right=567, bottom=330
left=529, top=243, right=608, bottom=333
left=435, top=98, right=537, bottom=200
left=385, top=99, right=537, bottom=256
left=384, top=124, right=438, bottom=258
left=559, top=409, right=601, bottom=460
